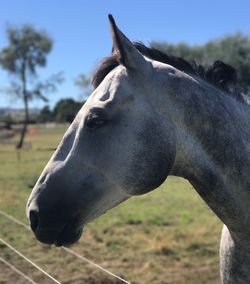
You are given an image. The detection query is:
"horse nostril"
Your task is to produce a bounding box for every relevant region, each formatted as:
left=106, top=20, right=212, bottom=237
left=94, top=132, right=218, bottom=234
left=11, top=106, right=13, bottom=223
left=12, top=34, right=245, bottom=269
left=29, top=210, right=39, bottom=233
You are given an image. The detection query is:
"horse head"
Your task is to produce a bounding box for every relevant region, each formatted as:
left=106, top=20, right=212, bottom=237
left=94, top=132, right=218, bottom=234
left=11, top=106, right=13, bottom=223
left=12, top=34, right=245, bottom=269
left=27, top=15, right=176, bottom=246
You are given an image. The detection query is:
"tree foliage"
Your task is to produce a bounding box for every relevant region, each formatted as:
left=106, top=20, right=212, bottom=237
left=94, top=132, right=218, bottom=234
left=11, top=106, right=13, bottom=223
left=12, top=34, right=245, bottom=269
left=151, top=33, right=250, bottom=93
left=0, top=25, right=52, bottom=76
left=53, top=98, right=83, bottom=123
left=38, top=105, right=53, bottom=123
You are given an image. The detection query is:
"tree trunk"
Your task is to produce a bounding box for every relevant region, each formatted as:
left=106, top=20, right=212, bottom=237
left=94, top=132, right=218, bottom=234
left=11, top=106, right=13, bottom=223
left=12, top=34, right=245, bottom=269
left=16, top=61, right=29, bottom=149
left=16, top=96, right=29, bottom=149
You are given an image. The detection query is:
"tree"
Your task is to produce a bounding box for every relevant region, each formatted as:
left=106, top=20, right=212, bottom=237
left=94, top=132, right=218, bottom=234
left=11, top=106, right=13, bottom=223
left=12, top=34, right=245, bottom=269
left=53, top=98, right=83, bottom=123
left=38, top=105, right=53, bottom=123
left=151, top=33, right=250, bottom=94
left=74, top=74, right=92, bottom=100
left=0, top=24, right=63, bottom=148
left=1, top=114, right=13, bottom=130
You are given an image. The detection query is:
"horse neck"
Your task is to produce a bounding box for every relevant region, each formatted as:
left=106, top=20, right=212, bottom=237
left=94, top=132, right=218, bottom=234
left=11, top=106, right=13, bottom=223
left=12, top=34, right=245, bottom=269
left=153, top=72, right=250, bottom=242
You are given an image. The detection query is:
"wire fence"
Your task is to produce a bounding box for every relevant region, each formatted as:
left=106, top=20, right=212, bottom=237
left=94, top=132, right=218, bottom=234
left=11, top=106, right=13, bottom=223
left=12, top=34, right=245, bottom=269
left=0, top=209, right=131, bottom=284
left=0, top=256, right=38, bottom=284
left=0, top=237, right=61, bottom=284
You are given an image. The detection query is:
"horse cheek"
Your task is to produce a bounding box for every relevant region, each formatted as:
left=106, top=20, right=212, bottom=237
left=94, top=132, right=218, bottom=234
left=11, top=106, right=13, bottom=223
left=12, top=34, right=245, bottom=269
left=123, top=119, right=176, bottom=195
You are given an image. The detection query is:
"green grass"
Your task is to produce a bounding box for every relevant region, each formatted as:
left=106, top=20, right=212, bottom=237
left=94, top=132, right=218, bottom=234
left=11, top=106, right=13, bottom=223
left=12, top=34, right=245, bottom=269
left=0, top=126, right=222, bottom=284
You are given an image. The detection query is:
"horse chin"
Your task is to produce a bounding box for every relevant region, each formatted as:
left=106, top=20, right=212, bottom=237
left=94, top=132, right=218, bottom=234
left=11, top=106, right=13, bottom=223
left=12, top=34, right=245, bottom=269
left=54, top=225, right=83, bottom=247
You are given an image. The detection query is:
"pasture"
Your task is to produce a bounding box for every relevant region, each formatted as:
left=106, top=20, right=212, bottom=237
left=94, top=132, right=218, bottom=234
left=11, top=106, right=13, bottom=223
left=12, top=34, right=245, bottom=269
left=0, top=125, right=221, bottom=283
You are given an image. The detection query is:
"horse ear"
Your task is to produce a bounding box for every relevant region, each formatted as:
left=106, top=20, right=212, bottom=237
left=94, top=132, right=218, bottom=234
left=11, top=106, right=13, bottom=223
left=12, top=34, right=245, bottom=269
left=108, top=14, right=146, bottom=70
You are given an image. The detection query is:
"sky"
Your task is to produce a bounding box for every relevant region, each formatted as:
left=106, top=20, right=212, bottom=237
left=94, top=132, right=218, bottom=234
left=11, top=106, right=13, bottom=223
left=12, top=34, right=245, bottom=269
left=0, top=0, right=250, bottom=109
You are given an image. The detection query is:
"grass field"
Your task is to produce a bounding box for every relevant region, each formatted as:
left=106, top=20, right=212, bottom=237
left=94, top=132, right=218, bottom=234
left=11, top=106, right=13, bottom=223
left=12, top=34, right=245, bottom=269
left=0, top=125, right=222, bottom=284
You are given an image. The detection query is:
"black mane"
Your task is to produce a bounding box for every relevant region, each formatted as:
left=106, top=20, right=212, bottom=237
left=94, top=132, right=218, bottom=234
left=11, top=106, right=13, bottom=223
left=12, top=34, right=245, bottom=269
left=92, top=42, right=245, bottom=103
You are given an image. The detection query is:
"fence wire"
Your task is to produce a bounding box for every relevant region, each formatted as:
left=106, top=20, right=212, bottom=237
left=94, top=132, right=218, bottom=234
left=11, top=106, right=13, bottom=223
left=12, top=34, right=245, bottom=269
left=0, top=237, right=61, bottom=284
left=0, top=256, right=38, bottom=284
left=0, top=210, right=131, bottom=284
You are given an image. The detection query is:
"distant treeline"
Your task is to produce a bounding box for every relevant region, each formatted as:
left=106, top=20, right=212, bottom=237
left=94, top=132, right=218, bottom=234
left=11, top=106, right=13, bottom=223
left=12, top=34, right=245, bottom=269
left=37, top=98, right=84, bottom=123
left=0, top=98, right=84, bottom=126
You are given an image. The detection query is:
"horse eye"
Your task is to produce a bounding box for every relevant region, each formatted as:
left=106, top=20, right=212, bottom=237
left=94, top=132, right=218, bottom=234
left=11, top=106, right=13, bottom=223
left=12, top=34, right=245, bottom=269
left=86, top=116, right=107, bottom=129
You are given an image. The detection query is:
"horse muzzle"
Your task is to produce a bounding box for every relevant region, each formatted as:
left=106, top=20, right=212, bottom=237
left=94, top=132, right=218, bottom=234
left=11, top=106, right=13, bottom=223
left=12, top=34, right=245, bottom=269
left=28, top=208, right=83, bottom=246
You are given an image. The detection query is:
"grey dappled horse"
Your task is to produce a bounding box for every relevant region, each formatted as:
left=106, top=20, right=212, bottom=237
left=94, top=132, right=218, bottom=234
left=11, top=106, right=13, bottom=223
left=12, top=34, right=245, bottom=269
left=27, top=15, right=250, bottom=283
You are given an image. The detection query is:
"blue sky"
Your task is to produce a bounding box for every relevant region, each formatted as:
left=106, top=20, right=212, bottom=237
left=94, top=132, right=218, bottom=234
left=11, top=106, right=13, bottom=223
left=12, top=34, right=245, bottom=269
left=0, top=0, right=250, bottom=109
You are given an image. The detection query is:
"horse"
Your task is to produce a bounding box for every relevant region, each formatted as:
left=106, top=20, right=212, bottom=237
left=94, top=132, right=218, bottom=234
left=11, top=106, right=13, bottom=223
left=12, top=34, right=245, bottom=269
left=27, top=15, right=250, bottom=283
